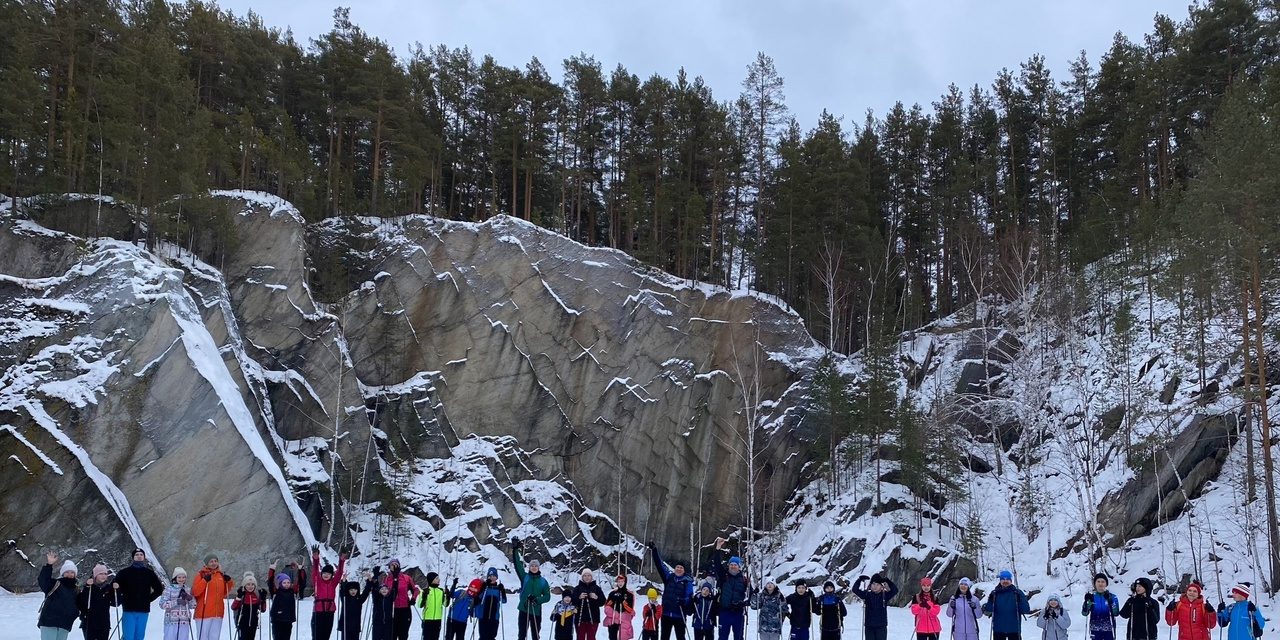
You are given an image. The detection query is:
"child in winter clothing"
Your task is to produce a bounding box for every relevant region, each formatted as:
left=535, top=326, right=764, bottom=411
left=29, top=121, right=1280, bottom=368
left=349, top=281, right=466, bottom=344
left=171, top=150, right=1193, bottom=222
left=339, top=576, right=373, bottom=640
left=476, top=568, right=509, bottom=640
left=1037, top=595, right=1071, bottom=640
left=77, top=563, right=118, bottom=640
left=947, top=578, right=982, bottom=640
left=752, top=580, right=788, bottom=640
left=785, top=583, right=818, bottom=640
left=371, top=580, right=396, bottom=640
left=983, top=571, right=1030, bottom=640
left=817, top=582, right=848, bottom=640
left=1164, top=582, right=1216, bottom=640
left=270, top=571, right=301, bottom=640
left=642, top=589, right=663, bottom=640
left=1120, top=578, right=1161, bottom=640
left=692, top=582, right=720, bottom=640
left=553, top=591, right=581, bottom=640
left=1216, top=584, right=1266, bottom=640
left=158, top=567, right=195, bottom=640
left=851, top=574, right=897, bottom=640
left=418, top=572, right=449, bottom=640
left=910, top=578, right=942, bottom=640
left=37, top=554, right=80, bottom=640
left=605, top=575, right=636, bottom=640
left=1082, top=574, right=1120, bottom=640
left=311, top=549, right=348, bottom=640
left=231, top=573, right=269, bottom=640
left=446, top=579, right=482, bottom=640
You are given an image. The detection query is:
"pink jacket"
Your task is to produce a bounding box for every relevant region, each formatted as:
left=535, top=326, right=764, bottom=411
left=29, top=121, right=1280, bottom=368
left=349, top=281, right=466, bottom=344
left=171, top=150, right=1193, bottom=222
left=311, top=554, right=346, bottom=612
left=911, top=598, right=942, bottom=633
left=604, top=595, right=635, bottom=640
left=383, top=572, right=420, bottom=609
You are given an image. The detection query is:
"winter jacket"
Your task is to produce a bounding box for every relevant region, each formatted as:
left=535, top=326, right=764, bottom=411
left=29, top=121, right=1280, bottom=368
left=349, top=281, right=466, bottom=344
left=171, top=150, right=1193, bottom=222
left=158, top=583, right=196, bottom=625
left=1120, top=595, right=1161, bottom=640
left=1036, top=605, right=1071, bottom=640
left=948, top=592, right=983, bottom=640
left=113, top=563, right=164, bottom=613
left=311, top=553, right=347, bottom=613
left=1217, top=601, right=1266, bottom=640
left=370, top=578, right=395, bottom=635
left=1165, top=596, right=1216, bottom=640
left=605, top=589, right=636, bottom=640
left=514, top=549, right=552, bottom=616
left=475, top=580, right=508, bottom=621
left=36, top=565, right=80, bottom=631
left=709, top=550, right=750, bottom=613
left=691, top=593, right=720, bottom=631
left=340, top=581, right=372, bottom=638
left=852, top=580, right=898, bottom=629
left=193, top=568, right=234, bottom=619
left=642, top=604, right=663, bottom=632
left=652, top=547, right=694, bottom=618
left=573, top=580, right=607, bottom=625
left=76, top=581, right=118, bottom=635
left=753, top=588, right=788, bottom=634
left=911, top=595, right=942, bottom=634
left=383, top=570, right=420, bottom=610
left=785, top=592, right=817, bottom=629
left=270, top=588, right=298, bottom=624
left=553, top=602, right=579, bottom=640
left=817, top=592, right=847, bottom=632
left=449, top=589, right=477, bottom=623
left=983, top=584, right=1031, bottom=634
left=418, top=585, right=448, bottom=621
left=230, top=588, right=268, bottom=630
left=1083, top=591, right=1120, bottom=634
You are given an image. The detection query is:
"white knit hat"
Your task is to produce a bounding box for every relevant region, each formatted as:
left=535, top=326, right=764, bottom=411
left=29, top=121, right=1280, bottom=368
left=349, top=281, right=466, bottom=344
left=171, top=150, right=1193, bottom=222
left=59, top=560, right=78, bottom=576
left=172, top=567, right=187, bottom=579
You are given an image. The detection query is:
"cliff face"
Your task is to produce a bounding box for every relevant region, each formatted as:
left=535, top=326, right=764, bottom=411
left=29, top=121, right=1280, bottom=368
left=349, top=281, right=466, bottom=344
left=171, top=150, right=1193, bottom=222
left=0, top=192, right=822, bottom=586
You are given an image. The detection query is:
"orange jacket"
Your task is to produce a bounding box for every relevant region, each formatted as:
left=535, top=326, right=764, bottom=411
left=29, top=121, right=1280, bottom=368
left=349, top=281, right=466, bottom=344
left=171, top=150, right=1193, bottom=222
left=193, top=568, right=235, bottom=619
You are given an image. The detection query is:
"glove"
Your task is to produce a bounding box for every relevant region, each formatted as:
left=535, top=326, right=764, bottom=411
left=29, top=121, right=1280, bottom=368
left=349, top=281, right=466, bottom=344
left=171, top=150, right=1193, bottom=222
left=974, top=588, right=985, bottom=600
left=512, top=539, right=523, bottom=551
left=202, top=572, right=211, bottom=581
left=1166, top=601, right=1178, bottom=612
left=856, top=575, right=869, bottom=586
left=1217, top=602, right=1225, bottom=612
left=1204, top=603, right=1214, bottom=614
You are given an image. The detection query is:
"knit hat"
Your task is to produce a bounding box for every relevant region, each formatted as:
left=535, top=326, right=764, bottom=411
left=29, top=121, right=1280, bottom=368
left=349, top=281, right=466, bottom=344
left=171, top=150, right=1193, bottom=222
left=1186, top=581, right=1203, bottom=594
left=700, top=580, right=714, bottom=592
left=93, top=563, right=109, bottom=578
left=765, top=577, right=777, bottom=588
left=389, top=558, right=401, bottom=568
left=172, top=567, right=187, bottom=579
left=870, top=573, right=885, bottom=584
left=729, top=556, right=743, bottom=567
left=998, top=570, right=1013, bottom=581
left=1093, top=573, right=1109, bottom=585
left=276, top=573, right=291, bottom=587
left=486, top=567, right=498, bottom=578
left=1134, top=578, right=1153, bottom=594
left=529, top=559, right=541, bottom=570
left=243, top=572, right=258, bottom=587
left=468, top=579, right=484, bottom=595
left=204, top=554, right=218, bottom=565
left=131, top=548, right=145, bottom=557
left=616, top=574, right=627, bottom=583
left=1046, top=594, right=1062, bottom=606
left=60, top=560, right=78, bottom=576
left=322, top=564, right=335, bottom=576
left=920, top=577, right=934, bottom=589
left=958, top=577, right=972, bottom=589
left=1232, top=584, right=1251, bottom=600
left=427, top=572, right=440, bottom=586
left=647, top=588, right=659, bottom=599
left=824, top=581, right=835, bottom=591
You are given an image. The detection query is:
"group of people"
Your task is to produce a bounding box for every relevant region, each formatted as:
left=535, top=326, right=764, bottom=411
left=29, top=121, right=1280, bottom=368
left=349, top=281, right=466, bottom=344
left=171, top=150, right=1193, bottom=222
left=34, top=543, right=1268, bottom=640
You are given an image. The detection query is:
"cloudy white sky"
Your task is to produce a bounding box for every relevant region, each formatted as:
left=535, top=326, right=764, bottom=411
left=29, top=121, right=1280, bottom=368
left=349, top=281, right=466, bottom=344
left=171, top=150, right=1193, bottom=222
left=216, top=0, right=1190, bottom=128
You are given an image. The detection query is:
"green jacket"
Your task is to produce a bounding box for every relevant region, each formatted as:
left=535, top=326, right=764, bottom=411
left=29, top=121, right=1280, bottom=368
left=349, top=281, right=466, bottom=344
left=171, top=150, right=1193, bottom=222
left=417, top=585, right=448, bottom=621
left=513, top=549, right=551, bottom=615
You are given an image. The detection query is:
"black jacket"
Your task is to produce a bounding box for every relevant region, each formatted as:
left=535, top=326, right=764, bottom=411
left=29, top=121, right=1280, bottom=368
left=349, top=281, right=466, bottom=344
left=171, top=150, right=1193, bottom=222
left=270, top=590, right=298, bottom=624
left=573, top=581, right=606, bottom=624
left=340, top=581, right=372, bottom=636
left=37, top=565, right=80, bottom=631
left=817, top=592, right=847, bottom=632
left=77, top=581, right=118, bottom=632
left=1120, top=595, right=1161, bottom=640
left=708, top=551, right=750, bottom=613
left=785, top=592, right=817, bottom=629
left=114, top=564, right=164, bottom=613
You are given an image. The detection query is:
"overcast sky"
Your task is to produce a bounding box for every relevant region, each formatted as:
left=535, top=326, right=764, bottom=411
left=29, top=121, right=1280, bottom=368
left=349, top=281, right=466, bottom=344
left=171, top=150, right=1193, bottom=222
left=216, top=0, right=1190, bottom=129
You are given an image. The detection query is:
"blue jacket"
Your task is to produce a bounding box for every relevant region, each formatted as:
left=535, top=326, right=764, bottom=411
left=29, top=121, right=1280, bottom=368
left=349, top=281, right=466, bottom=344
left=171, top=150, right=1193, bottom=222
left=691, top=594, right=719, bottom=630
left=1218, top=601, right=1266, bottom=640
left=475, top=582, right=507, bottom=621
left=709, top=551, right=750, bottom=613
left=449, top=590, right=476, bottom=623
left=1082, top=592, right=1120, bottom=624
left=651, top=547, right=694, bottom=618
left=851, top=580, right=898, bottom=629
left=982, top=584, right=1029, bottom=634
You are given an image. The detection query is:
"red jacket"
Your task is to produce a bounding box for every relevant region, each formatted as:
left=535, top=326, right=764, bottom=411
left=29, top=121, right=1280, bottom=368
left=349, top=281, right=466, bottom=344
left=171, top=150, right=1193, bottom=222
left=642, top=604, right=662, bottom=632
left=311, top=554, right=347, bottom=613
left=1166, top=596, right=1217, bottom=640
left=383, top=572, right=420, bottom=609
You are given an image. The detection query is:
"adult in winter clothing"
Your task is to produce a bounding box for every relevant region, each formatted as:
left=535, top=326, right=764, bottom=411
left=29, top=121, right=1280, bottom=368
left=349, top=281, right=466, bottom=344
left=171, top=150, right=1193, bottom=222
left=605, top=575, right=636, bottom=640
left=38, top=553, right=80, bottom=640
left=230, top=573, right=268, bottom=640
left=340, top=574, right=374, bottom=640
left=445, top=579, right=483, bottom=640
left=513, top=540, right=553, bottom=640
left=816, top=582, right=847, bottom=640
left=983, top=571, right=1030, bottom=640
left=312, top=548, right=349, bottom=640
left=642, top=589, right=664, bottom=640
left=113, top=548, right=164, bottom=640
left=1164, top=582, right=1216, bottom=640
left=709, top=539, right=751, bottom=640
left=947, top=578, right=983, bottom=640
left=475, top=567, right=509, bottom=640
left=1120, top=578, right=1161, bottom=640
left=417, top=572, right=449, bottom=640
left=785, top=582, right=817, bottom=640
left=1216, top=584, right=1266, bottom=640
left=911, top=578, right=942, bottom=640
left=691, top=581, right=720, bottom=640
left=1082, top=574, right=1120, bottom=640
left=158, top=568, right=195, bottom=640
left=192, top=554, right=232, bottom=640
left=574, top=569, right=607, bottom=640
left=384, top=558, right=422, bottom=640
left=77, top=563, right=118, bottom=640
left=1036, top=595, right=1071, bottom=640
left=753, top=579, right=789, bottom=640
left=649, top=543, right=694, bottom=640
left=554, top=592, right=582, bottom=640
left=851, top=574, right=899, bottom=640
left=269, top=570, right=301, bottom=640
